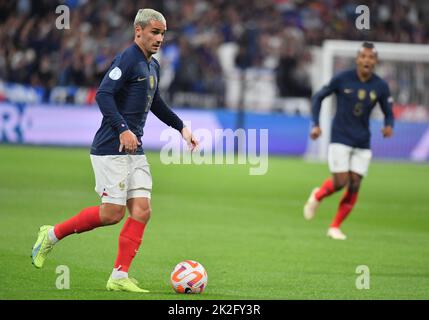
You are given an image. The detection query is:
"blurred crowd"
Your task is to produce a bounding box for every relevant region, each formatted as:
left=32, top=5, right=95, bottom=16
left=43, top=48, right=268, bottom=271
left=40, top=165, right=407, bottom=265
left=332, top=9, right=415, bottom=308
left=0, top=0, right=428, bottom=102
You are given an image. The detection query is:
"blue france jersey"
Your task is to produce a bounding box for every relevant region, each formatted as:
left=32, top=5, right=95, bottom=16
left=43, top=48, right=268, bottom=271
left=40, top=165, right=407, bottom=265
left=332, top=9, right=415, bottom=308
left=91, top=43, right=183, bottom=155
left=312, top=69, right=394, bottom=149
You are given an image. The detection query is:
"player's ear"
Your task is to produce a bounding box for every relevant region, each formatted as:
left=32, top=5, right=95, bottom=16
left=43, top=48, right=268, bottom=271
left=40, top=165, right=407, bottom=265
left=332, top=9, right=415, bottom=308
left=135, top=25, right=142, bottom=38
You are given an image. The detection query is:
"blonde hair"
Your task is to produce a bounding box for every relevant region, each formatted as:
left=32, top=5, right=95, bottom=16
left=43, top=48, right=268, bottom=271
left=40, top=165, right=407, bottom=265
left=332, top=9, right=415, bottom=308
left=134, top=8, right=166, bottom=28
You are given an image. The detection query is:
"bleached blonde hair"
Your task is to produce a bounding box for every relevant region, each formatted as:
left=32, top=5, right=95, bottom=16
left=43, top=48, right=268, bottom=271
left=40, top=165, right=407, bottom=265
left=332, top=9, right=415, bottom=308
left=134, top=8, right=166, bottom=28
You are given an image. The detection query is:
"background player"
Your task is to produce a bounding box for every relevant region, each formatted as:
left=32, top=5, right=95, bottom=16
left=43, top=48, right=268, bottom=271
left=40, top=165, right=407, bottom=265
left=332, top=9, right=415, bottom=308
left=31, top=8, right=198, bottom=292
left=304, top=42, right=394, bottom=240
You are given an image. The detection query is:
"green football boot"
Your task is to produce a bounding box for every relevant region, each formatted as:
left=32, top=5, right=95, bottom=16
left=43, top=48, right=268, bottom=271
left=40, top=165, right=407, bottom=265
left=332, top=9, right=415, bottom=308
left=31, top=225, right=55, bottom=268
left=106, top=277, right=150, bottom=293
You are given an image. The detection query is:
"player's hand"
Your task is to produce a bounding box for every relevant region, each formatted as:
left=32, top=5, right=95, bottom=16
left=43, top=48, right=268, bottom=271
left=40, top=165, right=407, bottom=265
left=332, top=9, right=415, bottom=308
left=119, top=130, right=141, bottom=154
left=382, top=126, right=393, bottom=138
left=310, top=126, right=322, bottom=140
left=181, top=127, right=199, bottom=151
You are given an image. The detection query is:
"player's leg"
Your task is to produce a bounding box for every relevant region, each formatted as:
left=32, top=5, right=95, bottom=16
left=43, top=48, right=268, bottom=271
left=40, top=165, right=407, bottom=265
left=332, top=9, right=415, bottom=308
left=330, top=172, right=361, bottom=230
left=107, top=199, right=151, bottom=293
left=54, top=203, right=126, bottom=239
left=315, top=172, right=348, bottom=200
left=31, top=203, right=126, bottom=269
left=55, top=154, right=129, bottom=236
left=328, top=147, right=371, bottom=240
left=304, top=143, right=351, bottom=220
left=32, top=155, right=128, bottom=268
left=112, top=197, right=150, bottom=276
left=107, top=155, right=152, bottom=293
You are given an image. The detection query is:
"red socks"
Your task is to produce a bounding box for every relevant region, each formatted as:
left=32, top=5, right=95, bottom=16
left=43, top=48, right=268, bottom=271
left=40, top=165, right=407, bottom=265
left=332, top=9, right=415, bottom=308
left=314, top=177, right=359, bottom=227
left=54, top=206, right=102, bottom=240
left=331, top=190, right=358, bottom=228
left=53, top=208, right=145, bottom=273
left=315, top=178, right=335, bottom=201
left=114, top=218, right=146, bottom=272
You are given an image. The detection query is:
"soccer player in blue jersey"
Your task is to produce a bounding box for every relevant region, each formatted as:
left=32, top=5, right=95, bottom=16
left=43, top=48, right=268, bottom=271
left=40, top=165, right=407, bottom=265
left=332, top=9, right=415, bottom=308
left=304, top=42, right=394, bottom=240
left=31, top=9, right=198, bottom=292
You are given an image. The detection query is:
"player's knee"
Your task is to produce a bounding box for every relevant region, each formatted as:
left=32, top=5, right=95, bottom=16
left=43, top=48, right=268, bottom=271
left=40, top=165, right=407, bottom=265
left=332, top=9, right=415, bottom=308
left=348, top=174, right=362, bottom=193
left=139, top=207, right=152, bottom=223
left=333, top=173, right=349, bottom=191
left=109, top=211, right=126, bottom=225
left=334, top=179, right=348, bottom=191
left=100, top=204, right=126, bottom=225
left=333, top=183, right=345, bottom=191
left=132, top=206, right=151, bottom=224
left=349, top=180, right=361, bottom=193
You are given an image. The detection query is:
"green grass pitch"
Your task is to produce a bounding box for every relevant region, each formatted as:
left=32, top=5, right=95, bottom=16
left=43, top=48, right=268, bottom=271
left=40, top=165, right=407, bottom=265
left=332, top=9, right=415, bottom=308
left=1, top=145, right=428, bottom=300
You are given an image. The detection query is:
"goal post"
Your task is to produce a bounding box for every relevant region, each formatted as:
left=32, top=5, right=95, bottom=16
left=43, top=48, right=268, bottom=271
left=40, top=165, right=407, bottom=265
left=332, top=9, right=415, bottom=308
left=306, top=40, right=429, bottom=161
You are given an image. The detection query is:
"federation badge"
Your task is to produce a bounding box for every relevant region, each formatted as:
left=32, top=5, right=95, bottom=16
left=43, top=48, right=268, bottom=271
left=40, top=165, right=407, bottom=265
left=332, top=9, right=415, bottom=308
left=370, top=90, right=377, bottom=101
left=358, top=89, right=366, bottom=100
left=149, top=75, right=155, bottom=89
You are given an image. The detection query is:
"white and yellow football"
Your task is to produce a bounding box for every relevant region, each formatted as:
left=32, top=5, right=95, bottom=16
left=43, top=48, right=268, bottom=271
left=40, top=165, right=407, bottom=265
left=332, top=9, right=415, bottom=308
left=170, top=260, right=208, bottom=294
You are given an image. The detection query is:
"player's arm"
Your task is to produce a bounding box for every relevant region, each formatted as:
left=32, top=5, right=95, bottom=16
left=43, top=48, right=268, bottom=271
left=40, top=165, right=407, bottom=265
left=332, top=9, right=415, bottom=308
left=151, top=90, right=198, bottom=151
left=379, top=83, right=394, bottom=138
left=95, top=54, right=140, bottom=153
left=310, top=75, right=340, bottom=139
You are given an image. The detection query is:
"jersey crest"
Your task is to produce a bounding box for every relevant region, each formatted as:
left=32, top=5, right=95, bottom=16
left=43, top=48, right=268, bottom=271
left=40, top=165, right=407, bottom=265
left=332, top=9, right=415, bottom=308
left=149, top=75, right=155, bottom=89
left=358, top=89, right=366, bottom=100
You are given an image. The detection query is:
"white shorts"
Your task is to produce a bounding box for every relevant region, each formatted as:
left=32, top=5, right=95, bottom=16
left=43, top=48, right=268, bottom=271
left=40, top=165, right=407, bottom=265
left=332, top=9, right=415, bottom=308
left=328, top=143, right=372, bottom=176
left=90, top=154, right=152, bottom=206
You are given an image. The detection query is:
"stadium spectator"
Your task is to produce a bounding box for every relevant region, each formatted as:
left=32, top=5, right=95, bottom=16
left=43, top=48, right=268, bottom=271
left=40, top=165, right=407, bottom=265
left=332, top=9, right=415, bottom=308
left=276, top=31, right=312, bottom=98
left=0, top=0, right=428, bottom=105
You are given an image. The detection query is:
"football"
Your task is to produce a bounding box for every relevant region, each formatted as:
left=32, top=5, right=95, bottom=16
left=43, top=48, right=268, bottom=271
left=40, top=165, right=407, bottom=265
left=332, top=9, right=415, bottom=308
left=170, top=260, right=208, bottom=293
